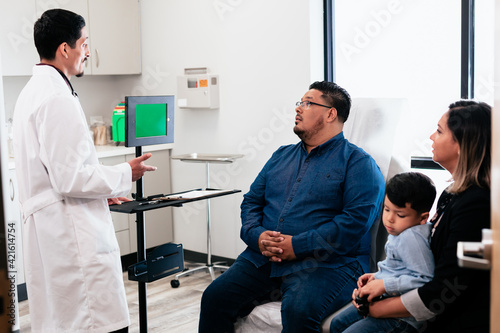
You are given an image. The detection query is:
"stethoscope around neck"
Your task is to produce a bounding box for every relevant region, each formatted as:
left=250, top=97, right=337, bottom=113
left=37, top=63, right=78, bottom=97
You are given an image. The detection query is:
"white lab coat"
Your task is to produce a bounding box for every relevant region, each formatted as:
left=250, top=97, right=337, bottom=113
left=13, top=65, right=132, bottom=333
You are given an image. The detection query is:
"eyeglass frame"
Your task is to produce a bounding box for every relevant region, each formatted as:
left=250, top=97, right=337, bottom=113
left=295, top=100, right=333, bottom=109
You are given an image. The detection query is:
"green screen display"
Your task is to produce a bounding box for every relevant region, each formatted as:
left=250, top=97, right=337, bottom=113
left=136, top=103, right=167, bottom=138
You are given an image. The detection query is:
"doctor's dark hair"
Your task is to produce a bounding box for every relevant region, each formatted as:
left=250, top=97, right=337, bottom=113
left=34, top=9, right=86, bottom=60
left=309, top=81, right=351, bottom=123
left=385, top=172, right=436, bottom=215
left=446, top=100, right=491, bottom=193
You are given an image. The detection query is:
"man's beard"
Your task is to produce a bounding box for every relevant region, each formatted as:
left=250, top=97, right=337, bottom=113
left=293, top=118, right=325, bottom=142
left=76, top=58, right=87, bottom=77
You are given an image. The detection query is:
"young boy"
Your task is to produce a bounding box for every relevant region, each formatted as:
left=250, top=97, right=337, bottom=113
left=330, top=172, right=436, bottom=333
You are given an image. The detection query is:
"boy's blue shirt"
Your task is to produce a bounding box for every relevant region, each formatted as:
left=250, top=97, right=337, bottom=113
left=374, top=222, right=435, bottom=329
left=375, top=223, right=434, bottom=296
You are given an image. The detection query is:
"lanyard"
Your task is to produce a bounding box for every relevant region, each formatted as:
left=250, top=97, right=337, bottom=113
left=36, top=63, right=78, bottom=98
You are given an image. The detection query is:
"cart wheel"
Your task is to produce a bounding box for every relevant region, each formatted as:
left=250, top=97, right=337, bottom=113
left=171, top=279, right=180, bottom=288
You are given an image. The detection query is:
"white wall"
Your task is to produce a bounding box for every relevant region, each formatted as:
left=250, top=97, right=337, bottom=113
left=124, top=0, right=323, bottom=258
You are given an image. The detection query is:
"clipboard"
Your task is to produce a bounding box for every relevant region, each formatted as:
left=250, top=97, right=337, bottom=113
left=109, top=188, right=241, bottom=214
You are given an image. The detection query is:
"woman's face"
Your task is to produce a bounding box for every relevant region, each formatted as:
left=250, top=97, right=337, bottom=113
left=430, top=112, right=460, bottom=173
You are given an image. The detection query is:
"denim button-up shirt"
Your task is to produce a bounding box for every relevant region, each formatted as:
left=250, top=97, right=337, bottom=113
left=240, top=132, right=385, bottom=277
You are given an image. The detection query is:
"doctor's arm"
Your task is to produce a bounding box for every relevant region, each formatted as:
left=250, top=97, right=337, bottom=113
left=39, top=96, right=150, bottom=199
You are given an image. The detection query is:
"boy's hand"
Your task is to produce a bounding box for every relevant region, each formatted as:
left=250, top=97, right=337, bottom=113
left=357, top=273, right=375, bottom=288
left=358, top=279, right=386, bottom=302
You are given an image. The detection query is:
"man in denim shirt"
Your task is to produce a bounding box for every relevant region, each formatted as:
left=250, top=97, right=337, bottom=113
left=199, top=81, right=385, bottom=332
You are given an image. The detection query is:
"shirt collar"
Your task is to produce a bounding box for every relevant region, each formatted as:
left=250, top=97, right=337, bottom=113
left=36, top=63, right=78, bottom=98
left=301, top=131, right=345, bottom=154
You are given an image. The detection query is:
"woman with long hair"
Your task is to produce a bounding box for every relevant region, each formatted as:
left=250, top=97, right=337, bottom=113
left=356, top=100, right=491, bottom=332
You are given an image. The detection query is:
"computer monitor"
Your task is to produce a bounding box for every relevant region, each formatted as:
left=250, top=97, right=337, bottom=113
left=125, top=95, right=175, bottom=147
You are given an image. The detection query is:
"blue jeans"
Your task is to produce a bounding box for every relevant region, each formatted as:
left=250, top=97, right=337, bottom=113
left=199, top=256, right=362, bottom=333
left=330, top=303, right=418, bottom=333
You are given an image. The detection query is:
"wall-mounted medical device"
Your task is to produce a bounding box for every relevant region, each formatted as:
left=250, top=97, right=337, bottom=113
left=177, top=67, right=219, bottom=109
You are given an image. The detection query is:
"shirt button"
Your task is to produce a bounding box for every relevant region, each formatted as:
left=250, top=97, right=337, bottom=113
left=297, top=178, right=301, bottom=182
left=279, top=218, right=284, bottom=222
left=288, top=198, right=292, bottom=202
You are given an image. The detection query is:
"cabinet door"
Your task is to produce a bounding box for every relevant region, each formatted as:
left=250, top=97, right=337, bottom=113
left=35, top=0, right=94, bottom=74
left=127, top=150, right=173, bottom=253
left=87, top=0, right=141, bottom=75
left=98, top=155, right=132, bottom=255
left=0, top=0, right=38, bottom=76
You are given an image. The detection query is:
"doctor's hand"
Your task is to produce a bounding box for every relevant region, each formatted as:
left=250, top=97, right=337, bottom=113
left=107, top=197, right=131, bottom=205
left=128, top=153, right=157, bottom=181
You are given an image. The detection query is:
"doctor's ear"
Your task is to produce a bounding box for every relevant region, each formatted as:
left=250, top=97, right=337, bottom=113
left=57, top=42, right=70, bottom=59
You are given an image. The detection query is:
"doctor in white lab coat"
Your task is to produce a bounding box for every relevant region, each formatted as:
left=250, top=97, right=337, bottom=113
left=12, top=9, right=156, bottom=333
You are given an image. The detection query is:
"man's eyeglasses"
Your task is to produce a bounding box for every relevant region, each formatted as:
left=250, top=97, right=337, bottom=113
left=295, top=101, right=332, bottom=109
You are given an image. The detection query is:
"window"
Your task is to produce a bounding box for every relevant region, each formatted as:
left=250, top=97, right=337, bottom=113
left=325, top=0, right=494, bottom=161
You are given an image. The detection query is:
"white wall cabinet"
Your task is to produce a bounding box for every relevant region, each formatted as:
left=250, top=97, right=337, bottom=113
left=0, top=0, right=141, bottom=76
left=86, top=0, right=141, bottom=75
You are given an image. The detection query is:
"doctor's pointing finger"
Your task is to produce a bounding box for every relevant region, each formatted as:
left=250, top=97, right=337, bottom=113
left=128, top=153, right=158, bottom=181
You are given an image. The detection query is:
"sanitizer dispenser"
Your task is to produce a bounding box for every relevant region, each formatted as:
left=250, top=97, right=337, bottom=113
left=177, top=67, right=219, bottom=109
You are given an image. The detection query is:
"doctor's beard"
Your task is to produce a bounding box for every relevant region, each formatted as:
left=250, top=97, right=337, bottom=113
left=76, top=58, right=88, bottom=77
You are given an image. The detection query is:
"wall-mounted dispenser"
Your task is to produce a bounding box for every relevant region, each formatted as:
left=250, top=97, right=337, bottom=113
left=177, top=67, right=219, bottom=109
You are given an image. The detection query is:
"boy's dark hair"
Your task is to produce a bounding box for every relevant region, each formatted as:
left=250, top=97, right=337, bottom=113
left=34, top=9, right=86, bottom=60
left=309, top=81, right=351, bottom=123
left=386, top=172, right=436, bottom=214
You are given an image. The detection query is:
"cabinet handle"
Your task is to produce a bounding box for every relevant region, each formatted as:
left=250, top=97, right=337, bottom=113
left=9, top=178, right=14, bottom=201
left=95, top=48, right=100, bottom=68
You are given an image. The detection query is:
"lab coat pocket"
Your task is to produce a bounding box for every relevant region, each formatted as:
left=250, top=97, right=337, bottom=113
left=79, top=199, right=120, bottom=255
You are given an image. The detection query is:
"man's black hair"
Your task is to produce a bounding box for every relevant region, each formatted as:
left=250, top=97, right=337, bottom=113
left=385, top=172, right=436, bottom=214
left=34, top=9, right=86, bottom=60
left=309, top=81, right=351, bottom=123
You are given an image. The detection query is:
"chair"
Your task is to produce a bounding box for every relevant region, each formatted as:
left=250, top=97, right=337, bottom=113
left=234, top=98, right=409, bottom=332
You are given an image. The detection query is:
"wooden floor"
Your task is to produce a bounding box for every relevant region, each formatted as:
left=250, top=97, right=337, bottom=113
left=18, top=264, right=217, bottom=332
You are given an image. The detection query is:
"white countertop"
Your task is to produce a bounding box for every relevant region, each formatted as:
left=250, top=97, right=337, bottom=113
left=94, top=143, right=174, bottom=158
left=8, top=143, right=174, bottom=169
